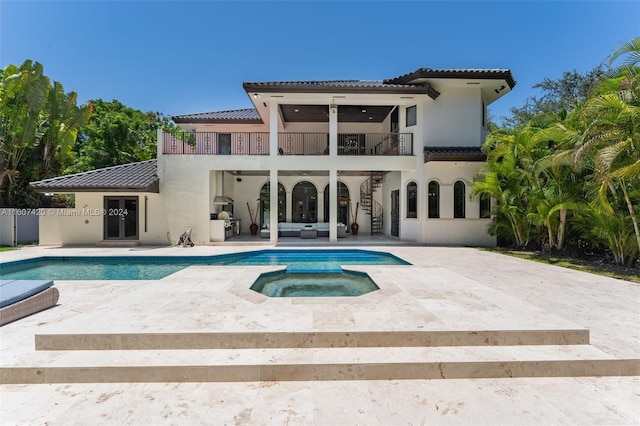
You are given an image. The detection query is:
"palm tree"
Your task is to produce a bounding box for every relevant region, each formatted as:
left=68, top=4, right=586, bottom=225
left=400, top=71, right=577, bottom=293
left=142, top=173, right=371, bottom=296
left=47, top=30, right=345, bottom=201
left=560, top=38, right=640, bottom=265
left=473, top=124, right=550, bottom=248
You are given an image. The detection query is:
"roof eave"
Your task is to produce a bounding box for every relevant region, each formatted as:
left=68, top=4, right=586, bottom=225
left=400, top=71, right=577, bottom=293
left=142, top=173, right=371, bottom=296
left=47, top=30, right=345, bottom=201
left=31, top=181, right=160, bottom=194
left=172, top=117, right=264, bottom=124
left=423, top=147, right=487, bottom=163
left=424, top=154, right=487, bottom=163
left=242, top=83, right=433, bottom=96
left=386, top=69, right=517, bottom=89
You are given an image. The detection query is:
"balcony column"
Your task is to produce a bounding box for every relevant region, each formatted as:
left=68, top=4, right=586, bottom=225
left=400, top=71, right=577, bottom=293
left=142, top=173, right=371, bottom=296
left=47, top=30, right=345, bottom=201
left=285, top=190, right=292, bottom=222
left=329, top=103, right=338, bottom=156
left=269, top=101, right=278, bottom=156
left=269, top=169, right=278, bottom=243
left=329, top=169, right=338, bottom=242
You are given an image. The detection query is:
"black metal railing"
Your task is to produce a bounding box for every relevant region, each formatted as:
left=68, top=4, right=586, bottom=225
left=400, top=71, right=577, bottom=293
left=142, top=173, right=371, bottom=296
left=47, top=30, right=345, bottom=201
left=163, top=132, right=270, bottom=155
left=162, top=132, right=412, bottom=156
left=277, top=133, right=329, bottom=155
left=338, top=133, right=413, bottom=156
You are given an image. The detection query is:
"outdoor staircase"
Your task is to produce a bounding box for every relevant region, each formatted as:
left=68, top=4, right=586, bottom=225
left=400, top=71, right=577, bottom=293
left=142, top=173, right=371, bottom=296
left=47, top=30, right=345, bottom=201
left=1, top=328, right=637, bottom=384
left=360, top=173, right=384, bottom=235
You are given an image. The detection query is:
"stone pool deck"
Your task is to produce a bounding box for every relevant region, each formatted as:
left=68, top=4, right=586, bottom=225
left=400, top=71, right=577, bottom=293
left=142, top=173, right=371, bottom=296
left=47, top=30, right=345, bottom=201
left=0, top=245, right=638, bottom=424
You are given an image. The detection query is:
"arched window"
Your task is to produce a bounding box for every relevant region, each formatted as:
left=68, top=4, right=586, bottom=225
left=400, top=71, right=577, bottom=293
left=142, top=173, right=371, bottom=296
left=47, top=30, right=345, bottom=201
left=479, top=194, right=491, bottom=218
left=406, top=181, right=417, bottom=218
left=292, top=181, right=317, bottom=223
left=259, top=182, right=286, bottom=225
left=323, top=182, right=350, bottom=225
left=428, top=181, right=439, bottom=219
left=454, top=181, right=465, bottom=218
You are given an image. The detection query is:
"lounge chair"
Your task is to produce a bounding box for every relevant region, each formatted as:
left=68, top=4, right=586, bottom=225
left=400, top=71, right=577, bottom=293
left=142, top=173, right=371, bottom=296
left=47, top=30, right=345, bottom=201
left=0, top=280, right=59, bottom=326
left=177, top=228, right=194, bottom=247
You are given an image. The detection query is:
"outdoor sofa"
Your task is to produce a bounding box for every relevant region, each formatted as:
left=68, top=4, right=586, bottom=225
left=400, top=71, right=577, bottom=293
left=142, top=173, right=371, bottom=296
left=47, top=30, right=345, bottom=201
left=260, top=222, right=347, bottom=238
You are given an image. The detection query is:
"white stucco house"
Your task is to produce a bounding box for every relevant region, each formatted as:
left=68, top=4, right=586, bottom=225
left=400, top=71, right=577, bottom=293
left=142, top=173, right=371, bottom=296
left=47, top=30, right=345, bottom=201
left=30, top=67, right=516, bottom=246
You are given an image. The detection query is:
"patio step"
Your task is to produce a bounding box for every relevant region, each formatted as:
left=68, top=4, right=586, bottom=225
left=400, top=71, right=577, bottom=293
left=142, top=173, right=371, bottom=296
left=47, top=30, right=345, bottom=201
left=1, top=345, right=638, bottom=384
left=33, top=329, right=590, bottom=351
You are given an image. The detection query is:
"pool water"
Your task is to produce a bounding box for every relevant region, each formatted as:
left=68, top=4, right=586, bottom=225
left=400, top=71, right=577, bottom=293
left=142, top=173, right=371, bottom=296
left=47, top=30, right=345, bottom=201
left=250, top=270, right=379, bottom=297
left=0, top=249, right=409, bottom=280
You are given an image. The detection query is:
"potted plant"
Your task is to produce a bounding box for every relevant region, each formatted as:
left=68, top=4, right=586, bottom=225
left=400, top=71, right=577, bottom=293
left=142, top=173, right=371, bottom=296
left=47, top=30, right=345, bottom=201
left=350, top=201, right=359, bottom=235
left=247, top=202, right=259, bottom=236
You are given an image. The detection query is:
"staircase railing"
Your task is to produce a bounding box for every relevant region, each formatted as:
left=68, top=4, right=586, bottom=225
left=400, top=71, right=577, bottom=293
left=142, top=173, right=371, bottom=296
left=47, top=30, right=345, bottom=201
left=360, top=173, right=384, bottom=235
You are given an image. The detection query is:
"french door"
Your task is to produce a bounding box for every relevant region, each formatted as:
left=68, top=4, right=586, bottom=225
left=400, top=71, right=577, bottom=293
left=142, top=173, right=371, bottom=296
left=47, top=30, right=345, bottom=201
left=104, top=197, right=139, bottom=240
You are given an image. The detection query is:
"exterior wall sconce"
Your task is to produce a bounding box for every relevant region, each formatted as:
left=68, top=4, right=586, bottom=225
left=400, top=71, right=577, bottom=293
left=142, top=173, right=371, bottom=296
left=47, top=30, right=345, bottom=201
left=330, top=103, right=337, bottom=113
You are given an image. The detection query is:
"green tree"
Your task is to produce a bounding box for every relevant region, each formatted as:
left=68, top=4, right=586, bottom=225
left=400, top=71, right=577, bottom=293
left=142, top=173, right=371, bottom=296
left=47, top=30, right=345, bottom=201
left=503, top=68, right=603, bottom=128
left=0, top=60, right=90, bottom=207
left=489, top=37, right=640, bottom=265
left=572, top=42, right=640, bottom=265
left=473, top=126, right=542, bottom=248
left=66, top=99, right=178, bottom=173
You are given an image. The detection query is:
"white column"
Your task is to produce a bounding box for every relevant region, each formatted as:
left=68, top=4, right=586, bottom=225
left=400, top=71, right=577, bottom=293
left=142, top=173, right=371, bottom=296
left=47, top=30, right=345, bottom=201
left=329, top=170, right=337, bottom=242
left=285, top=190, right=292, bottom=222
left=270, top=169, right=278, bottom=243
left=269, top=101, right=278, bottom=156
left=329, top=104, right=338, bottom=156
left=268, top=100, right=279, bottom=242
left=415, top=103, right=426, bottom=242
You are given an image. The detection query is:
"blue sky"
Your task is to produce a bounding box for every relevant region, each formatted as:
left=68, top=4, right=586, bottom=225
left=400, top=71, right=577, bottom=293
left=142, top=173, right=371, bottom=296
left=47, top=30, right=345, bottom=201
left=1, top=1, right=638, bottom=124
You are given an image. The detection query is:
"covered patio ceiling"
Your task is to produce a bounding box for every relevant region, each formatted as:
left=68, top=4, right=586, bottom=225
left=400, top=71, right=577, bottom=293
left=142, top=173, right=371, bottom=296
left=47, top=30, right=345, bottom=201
left=280, top=104, right=394, bottom=123
left=225, top=170, right=389, bottom=177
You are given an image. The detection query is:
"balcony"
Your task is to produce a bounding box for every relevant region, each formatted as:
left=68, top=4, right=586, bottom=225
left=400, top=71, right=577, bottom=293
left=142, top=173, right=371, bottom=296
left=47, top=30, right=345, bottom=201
left=277, top=133, right=328, bottom=155
left=163, top=132, right=270, bottom=155
left=162, top=132, right=412, bottom=156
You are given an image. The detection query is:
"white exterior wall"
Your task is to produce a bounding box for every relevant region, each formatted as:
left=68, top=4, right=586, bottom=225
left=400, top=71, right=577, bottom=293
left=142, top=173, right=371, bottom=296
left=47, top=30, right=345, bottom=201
left=0, top=213, right=15, bottom=246
left=399, top=171, right=422, bottom=241
left=421, top=162, right=495, bottom=246
left=422, top=87, right=483, bottom=147
left=38, top=193, right=168, bottom=246
left=159, top=158, right=213, bottom=245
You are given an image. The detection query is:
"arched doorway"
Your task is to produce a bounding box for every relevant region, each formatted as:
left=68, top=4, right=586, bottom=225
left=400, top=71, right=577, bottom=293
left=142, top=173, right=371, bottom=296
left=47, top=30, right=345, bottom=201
left=323, top=182, right=350, bottom=225
left=259, top=182, right=286, bottom=226
left=292, top=181, right=317, bottom=223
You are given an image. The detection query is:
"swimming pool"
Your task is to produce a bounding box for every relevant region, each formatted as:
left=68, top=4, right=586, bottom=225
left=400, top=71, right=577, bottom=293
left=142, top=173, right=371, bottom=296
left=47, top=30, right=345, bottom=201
left=0, top=249, right=410, bottom=280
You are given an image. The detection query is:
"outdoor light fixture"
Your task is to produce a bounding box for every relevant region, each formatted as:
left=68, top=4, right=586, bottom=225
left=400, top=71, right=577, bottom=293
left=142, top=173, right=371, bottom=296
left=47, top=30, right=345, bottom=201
left=253, top=93, right=261, bottom=99
left=494, top=85, right=506, bottom=94
left=330, top=103, right=337, bottom=113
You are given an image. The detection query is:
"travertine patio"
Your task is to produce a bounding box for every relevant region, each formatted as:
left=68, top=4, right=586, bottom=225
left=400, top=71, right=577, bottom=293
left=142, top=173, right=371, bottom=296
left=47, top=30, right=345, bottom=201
left=1, top=245, right=638, bottom=424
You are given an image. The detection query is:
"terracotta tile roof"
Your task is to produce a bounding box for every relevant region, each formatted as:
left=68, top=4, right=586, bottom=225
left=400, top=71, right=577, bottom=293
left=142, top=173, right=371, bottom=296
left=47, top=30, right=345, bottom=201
left=386, top=68, right=516, bottom=88
left=424, top=147, right=486, bottom=162
left=172, top=108, right=262, bottom=124
left=30, top=160, right=159, bottom=193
